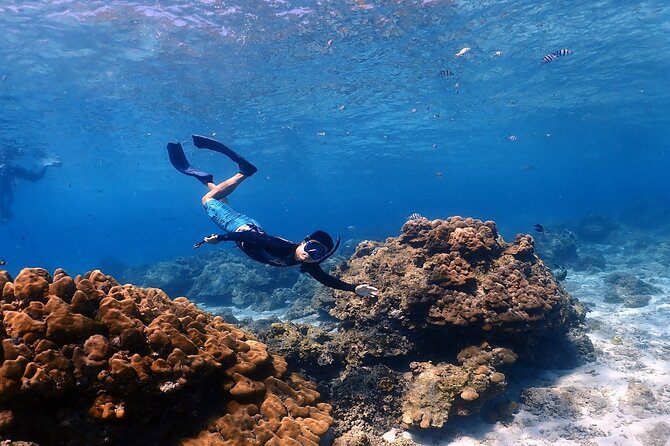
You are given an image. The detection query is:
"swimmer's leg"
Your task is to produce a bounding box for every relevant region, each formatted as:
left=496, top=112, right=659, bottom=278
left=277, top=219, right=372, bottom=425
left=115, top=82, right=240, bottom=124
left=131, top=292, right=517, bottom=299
left=201, top=173, right=248, bottom=205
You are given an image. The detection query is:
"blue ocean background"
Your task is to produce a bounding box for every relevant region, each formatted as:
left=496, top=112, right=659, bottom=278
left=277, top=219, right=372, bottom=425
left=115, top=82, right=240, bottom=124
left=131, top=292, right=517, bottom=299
left=1, top=0, right=668, bottom=277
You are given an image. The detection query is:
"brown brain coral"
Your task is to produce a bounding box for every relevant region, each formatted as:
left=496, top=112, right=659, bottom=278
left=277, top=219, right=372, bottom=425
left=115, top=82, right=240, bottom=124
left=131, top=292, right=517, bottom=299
left=401, top=343, right=515, bottom=428
left=0, top=267, right=332, bottom=445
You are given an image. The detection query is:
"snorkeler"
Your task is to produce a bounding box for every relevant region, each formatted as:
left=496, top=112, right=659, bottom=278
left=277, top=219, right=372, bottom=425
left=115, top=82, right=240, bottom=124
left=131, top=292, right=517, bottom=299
left=166, top=135, right=379, bottom=297
left=0, top=155, right=62, bottom=223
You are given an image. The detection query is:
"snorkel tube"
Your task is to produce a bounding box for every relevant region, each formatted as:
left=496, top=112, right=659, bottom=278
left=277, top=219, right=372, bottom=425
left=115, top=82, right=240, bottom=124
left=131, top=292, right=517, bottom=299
left=316, top=236, right=340, bottom=264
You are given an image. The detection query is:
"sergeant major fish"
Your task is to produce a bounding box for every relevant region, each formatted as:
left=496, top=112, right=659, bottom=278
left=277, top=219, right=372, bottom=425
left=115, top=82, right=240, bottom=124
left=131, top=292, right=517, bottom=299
left=541, top=48, right=572, bottom=65
left=552, top=264, right=568, bottom=281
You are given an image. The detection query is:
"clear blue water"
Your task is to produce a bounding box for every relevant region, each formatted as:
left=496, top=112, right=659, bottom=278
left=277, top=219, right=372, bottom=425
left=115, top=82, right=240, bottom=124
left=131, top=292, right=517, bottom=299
left=1, top=0, right=668, bottom=276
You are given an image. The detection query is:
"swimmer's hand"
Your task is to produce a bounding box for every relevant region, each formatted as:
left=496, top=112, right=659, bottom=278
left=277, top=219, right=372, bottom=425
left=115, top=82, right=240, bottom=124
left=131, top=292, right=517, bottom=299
left=355, top=284, right=379, bottom=297
left=204, top=234, right=221, bottom=244
left=193, top=234, right=224, bottom=249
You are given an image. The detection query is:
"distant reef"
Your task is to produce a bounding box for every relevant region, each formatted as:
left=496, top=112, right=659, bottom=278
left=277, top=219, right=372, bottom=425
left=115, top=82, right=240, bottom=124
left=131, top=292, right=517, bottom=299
left=0, top=216, right=592, bottom=446
left=122, top=251, right=303, bottom=311
left=121, top=247, right=340, bottom=319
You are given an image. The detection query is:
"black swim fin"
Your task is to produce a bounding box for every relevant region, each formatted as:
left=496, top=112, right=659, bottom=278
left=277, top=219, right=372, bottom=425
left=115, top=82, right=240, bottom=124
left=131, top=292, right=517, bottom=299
left=192, top=135, right=257, bottom=177
left=167, top=142, right=214, bottom=184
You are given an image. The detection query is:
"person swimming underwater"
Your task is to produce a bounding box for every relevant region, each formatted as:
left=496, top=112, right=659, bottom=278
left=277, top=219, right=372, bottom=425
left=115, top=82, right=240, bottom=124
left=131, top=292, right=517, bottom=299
left=0, top=148, right=62, bottom=223
left=166, top=135, right=379, bottom=298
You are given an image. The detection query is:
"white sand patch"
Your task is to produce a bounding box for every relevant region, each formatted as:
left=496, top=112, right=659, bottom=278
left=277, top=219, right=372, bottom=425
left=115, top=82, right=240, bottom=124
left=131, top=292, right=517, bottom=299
left=198, top=303, right=288, bottom=321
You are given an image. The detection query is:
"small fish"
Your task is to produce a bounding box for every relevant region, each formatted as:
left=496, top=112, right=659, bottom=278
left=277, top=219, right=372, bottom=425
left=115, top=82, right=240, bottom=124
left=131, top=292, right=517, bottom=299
left=493, top=50, right=503, bottom=57
left=0, top=259, right=6, bottom=266
left=435, top=171, right=443, bottom=177
left=541, top=48, right=572, bottom=65
left=408, top=213, right=424, bottom=221
left=553, top=264, right=568, bottom=281
left=533, top=224, right=544, bottom=233
left=520, top=165, right=534, bottom=171
left=507, top=134, right=517, bottom=141
left=455, top=47, right=471, bottom=57
left=439, top=69, right=454, bottom=76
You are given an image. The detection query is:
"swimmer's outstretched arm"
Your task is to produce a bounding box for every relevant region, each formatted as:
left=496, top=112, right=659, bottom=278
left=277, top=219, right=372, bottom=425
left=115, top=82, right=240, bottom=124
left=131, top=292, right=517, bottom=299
left=193, top=231, right=291, bottom=250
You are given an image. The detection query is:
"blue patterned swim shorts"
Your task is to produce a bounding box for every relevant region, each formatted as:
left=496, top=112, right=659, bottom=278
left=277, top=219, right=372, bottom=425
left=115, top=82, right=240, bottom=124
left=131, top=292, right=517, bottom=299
left=204, top=199, right=261, bottom=234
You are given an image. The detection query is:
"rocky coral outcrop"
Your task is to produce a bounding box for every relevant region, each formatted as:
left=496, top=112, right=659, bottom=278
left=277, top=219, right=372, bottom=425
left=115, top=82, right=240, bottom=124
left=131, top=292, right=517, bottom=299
left=0, top=267, right=332, bottom=445
left=257, top=217, right=590, bottom=442
left=331, top=217, right=584, bottom=339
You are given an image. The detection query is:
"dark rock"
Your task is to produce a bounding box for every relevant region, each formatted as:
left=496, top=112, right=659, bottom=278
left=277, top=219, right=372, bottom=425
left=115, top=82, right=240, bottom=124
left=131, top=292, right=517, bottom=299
left=520, top=385, right=612, bottom=420
left=572, top=252, right=607, bottom=272
left=604, top=272, right=660, bottom=307
left=535, top=228, right=580, bottom=266
left=636, top=421, right=670, bottom=446
left=620, top=380, right=658, bottom=416
left=573, top=214, right=618, bottom=243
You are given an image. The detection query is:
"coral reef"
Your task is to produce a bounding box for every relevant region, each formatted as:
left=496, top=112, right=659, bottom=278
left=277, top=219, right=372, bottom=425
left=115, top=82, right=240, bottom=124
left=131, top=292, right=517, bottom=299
left=331, top=217, right=583, bottom=340
left=0, top=267, right=332, bottom=445
left=256, top=217, right=590, bottom=442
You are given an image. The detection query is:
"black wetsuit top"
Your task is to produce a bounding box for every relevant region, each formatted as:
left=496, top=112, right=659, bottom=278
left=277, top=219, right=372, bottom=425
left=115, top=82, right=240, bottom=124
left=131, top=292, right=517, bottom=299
left=213, top=230, right=357, bottom=293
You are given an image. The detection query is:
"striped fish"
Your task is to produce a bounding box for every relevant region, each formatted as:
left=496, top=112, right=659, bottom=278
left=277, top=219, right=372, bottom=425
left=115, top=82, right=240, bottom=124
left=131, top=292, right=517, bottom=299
left=407, top=213, right=425, bottom=221
left=541, top=48, right=572, bottom=65
left=439, top=69, right=454, bottom=76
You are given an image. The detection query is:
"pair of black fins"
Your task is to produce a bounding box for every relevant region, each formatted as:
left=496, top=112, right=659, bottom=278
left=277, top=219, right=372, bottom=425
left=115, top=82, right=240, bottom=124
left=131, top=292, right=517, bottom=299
left=167, top=135, right=257, bottom=184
